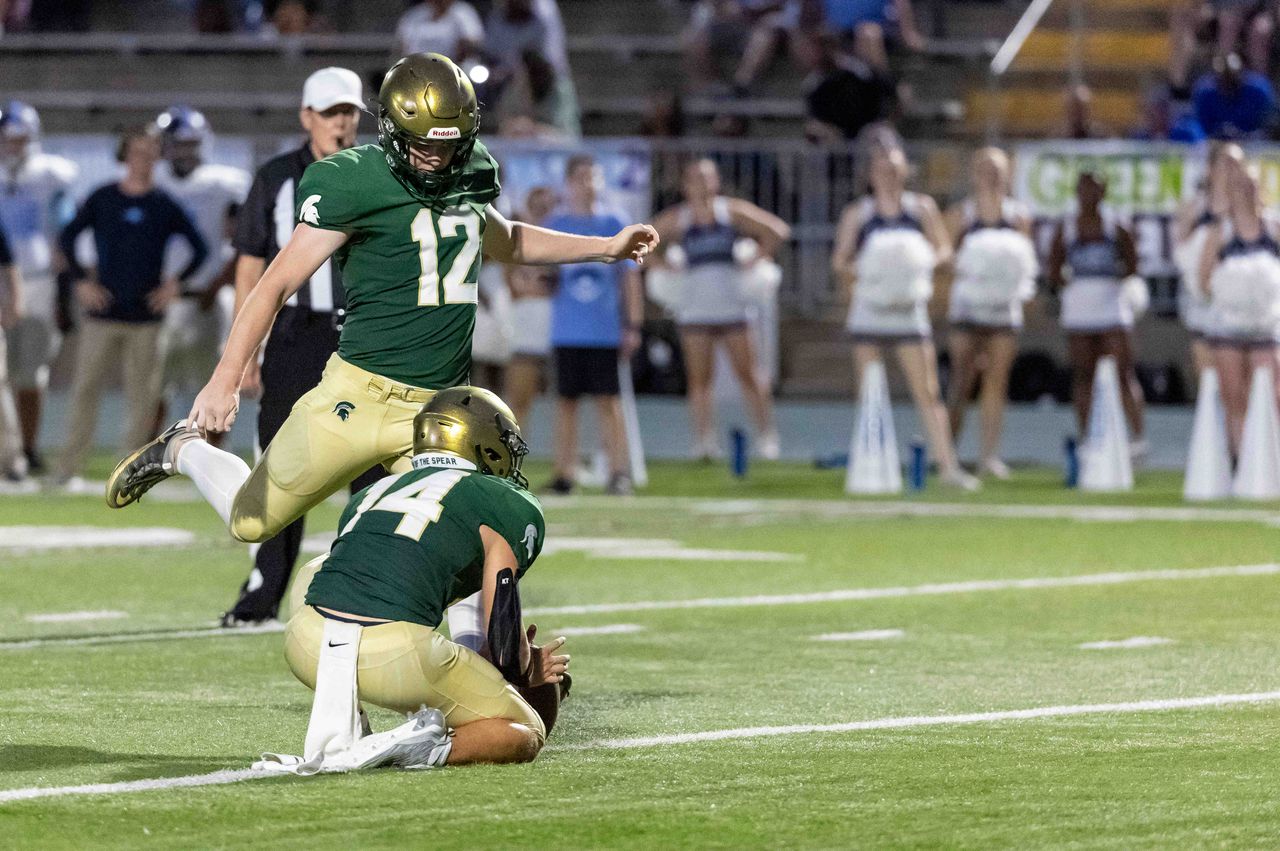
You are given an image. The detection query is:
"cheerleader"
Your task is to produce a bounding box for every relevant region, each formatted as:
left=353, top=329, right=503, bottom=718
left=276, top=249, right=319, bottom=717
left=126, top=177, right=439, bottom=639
left=944, top=147, right=1038, bottom=480
left=832, top=143, right=979, bottom=490
left=652, top=158, right=790, bottom=460
left=1173, top=142, right=1244, bottom=378
left=1199, top=159, right=1280, bottom=455
left=1046, top=171, right=1146, bottom=449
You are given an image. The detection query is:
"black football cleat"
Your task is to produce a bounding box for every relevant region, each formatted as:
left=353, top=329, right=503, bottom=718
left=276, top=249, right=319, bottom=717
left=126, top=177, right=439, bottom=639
left=105, top=420, right=199, bottom=508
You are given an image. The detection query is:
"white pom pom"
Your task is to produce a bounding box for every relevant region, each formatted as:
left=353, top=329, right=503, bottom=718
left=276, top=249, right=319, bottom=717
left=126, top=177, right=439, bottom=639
left=646, top=266, right=682, bottom=312
left=1122, top=274, right=1150, bottom=318
left=1210, top=252, right=1280, bottom=334
left=740, top=259, right=782, bottom=302
left=665, top=244, right=688, bottom=271
left=855, top=229, right=936, bottom=308
left=953, top=229, right=1039, bottom=307
left=733, top=238, right=760, bottom=267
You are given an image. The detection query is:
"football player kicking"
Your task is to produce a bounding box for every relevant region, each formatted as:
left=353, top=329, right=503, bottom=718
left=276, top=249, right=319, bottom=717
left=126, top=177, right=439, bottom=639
left=105, top=52, right=657, bottom=550
left=256, top=387, right=568, bottom=772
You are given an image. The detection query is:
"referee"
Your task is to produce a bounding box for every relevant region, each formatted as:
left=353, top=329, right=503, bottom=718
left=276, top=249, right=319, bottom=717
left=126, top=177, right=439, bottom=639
left=220, top=67, right=382, bottom=626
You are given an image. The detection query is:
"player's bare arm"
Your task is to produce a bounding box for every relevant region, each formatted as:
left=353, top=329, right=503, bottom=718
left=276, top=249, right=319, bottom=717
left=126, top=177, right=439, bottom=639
left=478, top=524, right=568, bottom=687
left=189, top=223, right=348, bottom=432
left=482, top=204, right=659, bottom=267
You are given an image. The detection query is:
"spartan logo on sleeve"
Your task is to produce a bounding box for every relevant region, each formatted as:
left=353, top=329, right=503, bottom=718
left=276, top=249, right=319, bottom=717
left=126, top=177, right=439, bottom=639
left=332, top=401, right=356, bottom=421
left=300, top=194, right=321, bottom=225
left=522, top=524, right=538, bottom=559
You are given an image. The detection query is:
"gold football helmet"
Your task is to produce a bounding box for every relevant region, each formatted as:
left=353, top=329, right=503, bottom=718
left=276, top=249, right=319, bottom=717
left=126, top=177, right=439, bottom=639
left=378, top=52, right=480, bottom=198
left=413, top=387, right=528, bottom=487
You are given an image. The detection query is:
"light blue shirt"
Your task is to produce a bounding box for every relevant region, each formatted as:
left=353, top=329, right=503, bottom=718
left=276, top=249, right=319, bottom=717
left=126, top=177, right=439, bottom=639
left=545, top=208, right=633, bottom=348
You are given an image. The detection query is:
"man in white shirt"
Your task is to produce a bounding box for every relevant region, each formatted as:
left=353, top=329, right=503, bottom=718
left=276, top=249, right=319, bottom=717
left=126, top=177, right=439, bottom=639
left=395, top=0, right=484, bottom=62
left=0, top=101, right=78, bottom=474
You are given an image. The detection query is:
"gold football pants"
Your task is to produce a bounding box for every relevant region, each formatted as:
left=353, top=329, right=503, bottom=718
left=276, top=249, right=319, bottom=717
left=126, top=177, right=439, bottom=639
left=229, top=355, right=433, bottom=543
left=285, top=604, right=546, bottom=744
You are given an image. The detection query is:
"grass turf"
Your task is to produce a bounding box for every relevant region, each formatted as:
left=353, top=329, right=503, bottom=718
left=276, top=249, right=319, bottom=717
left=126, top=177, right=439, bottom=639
left=1, top=458, right=1278, bottom=848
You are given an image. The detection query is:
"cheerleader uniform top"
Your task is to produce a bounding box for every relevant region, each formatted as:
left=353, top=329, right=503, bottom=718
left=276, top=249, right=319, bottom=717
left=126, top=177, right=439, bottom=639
left=948, top=197, right=1032, bottom=330
left=674, top=197, right=751, bottom=327
left=846, top=192, right=933, bottom=339
left=1059, top=213, right=1131, bottom=332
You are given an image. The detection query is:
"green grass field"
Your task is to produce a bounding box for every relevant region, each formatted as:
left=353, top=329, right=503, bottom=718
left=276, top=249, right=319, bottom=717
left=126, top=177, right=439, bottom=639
left=2, top=458, right=1280, bottom=848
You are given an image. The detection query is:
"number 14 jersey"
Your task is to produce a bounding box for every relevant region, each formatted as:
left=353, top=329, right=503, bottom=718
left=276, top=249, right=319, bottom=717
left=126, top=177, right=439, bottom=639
left=306, top=460, right=545, bottom=629
left=296, top=141, right=502, bottom=388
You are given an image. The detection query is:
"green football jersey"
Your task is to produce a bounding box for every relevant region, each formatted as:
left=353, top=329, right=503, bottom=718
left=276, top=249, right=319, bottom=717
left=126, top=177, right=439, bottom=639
left=305, top=456, right=545, bottom=629
left=295, top=142, right=501, bottom=388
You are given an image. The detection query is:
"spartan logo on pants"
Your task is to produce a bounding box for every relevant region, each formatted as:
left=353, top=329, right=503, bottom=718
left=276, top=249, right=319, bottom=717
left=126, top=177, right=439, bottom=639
left=332, top=401, right=355, bottom=421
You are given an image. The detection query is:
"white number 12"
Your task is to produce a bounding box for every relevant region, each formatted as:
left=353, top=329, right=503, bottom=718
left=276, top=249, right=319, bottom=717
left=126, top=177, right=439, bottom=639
left=412, top=209, right=481, bottom=307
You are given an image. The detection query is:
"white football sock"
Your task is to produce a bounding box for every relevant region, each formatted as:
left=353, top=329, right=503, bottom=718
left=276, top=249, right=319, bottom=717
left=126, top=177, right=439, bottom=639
left=176, top=439, right=251, bottom=528
left=447, top=592, right=485, bottom=652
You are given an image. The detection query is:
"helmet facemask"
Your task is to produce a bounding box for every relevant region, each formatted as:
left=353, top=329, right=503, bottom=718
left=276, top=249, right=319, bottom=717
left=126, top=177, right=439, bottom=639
left=378, top=109, right=477, bottom=201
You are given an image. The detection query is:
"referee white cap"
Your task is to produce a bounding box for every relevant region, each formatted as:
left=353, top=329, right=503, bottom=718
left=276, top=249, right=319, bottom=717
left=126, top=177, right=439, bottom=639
left=302, top=67, right=365, bottom=111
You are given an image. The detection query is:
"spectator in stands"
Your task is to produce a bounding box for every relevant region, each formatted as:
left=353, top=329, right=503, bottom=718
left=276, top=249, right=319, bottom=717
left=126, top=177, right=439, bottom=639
left=823, top=0, right=926, bottom=73
left=545, top=154, right=644, bottom=495
left=682, top=1, right=755, bottom=90
left=503, top=186, right=558, bottom=427
left=263, top=0, right=331, bottom=36
left=492, top=48, right=581, bottom=138
left=802, top=29, right=898, bottom=142
left=396, top=0, right=484, bottom=63
left=1132, top=84, right=1208, bottom=142
left=0, top=219, right=24, bottom=482
left=54, top=127, right=208, bottom=487
left=1062, top=84, right=1109, bottom=139
left=639, top=90, right=687, bottom=137
left=485, top=0, right=571, bottom=83
left=1170, top=1, right=1276, bottom=95
left=1193, top=52, right=1276, bottom=138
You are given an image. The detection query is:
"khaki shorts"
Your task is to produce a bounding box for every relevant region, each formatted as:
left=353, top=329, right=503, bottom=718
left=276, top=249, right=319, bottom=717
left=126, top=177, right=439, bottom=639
left=228, top=354, right=432, bottom=543
left=284, top=605, right=545, bottom=744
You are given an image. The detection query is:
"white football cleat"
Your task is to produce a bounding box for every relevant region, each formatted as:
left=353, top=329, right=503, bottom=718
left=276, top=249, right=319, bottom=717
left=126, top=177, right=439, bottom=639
left=327, top=707, right=452, bottom=771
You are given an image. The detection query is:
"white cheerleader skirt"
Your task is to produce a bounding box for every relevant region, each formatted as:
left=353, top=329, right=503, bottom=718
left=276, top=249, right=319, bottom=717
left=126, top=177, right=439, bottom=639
left=509, top=296, right=552, bottom=357
left=673, top=263, right=752, bottom=327
left=1060, top=276, right=1133, bottom=333
left=948, top=282, right=1023, bottom=331
left=845, top=296, right=932, bottom=341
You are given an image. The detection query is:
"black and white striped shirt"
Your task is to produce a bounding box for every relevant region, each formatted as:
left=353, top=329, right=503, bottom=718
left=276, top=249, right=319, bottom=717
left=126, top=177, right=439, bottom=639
left=233, top=143, right=340, bottom=314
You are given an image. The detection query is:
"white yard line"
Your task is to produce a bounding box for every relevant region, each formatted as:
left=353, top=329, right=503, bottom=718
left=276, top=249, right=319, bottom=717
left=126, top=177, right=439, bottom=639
left=547, top=495, right=1280, bottom=526
left=554, top=624, right=645, bottom=636
left=5, top=689, right=1280, bottom=803
left=566, top=690, right=1280, bottom=750
left=0, top=769, right=266, bottom=803
left=526, top=563, right=1280, bottom=616
left=0, top=622, right=284, bottom=651
left=7, top=563, right=1276, bottom=649
left=0, top=526, right=195, bottom=553
left=812, top=629, right=905, bottom=642
left=25, top=611, right=128, bottom=624
left=1079, top=636, right=1175, bottom=650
